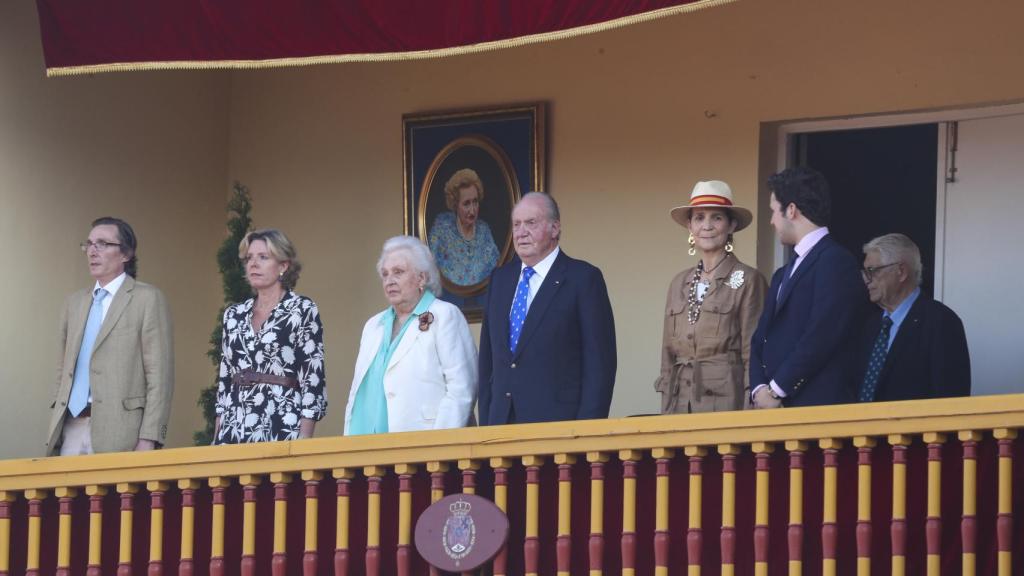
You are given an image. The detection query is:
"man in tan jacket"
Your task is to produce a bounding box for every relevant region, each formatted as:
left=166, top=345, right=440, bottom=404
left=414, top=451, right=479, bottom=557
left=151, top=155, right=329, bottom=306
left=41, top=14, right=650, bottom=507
left=46, top=217, right=174, bottom=455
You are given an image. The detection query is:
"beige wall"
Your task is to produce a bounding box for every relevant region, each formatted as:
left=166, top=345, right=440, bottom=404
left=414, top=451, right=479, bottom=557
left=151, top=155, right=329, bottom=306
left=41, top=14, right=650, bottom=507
left=0, top=2, right=230, bottom=457
left=227, top=0, right=1024, bottom=434
left=3, top=0, right=1023, bottom=455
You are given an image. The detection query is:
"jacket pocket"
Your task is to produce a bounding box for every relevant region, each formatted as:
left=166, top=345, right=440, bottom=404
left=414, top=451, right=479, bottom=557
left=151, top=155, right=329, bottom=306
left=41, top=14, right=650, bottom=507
left=122, top=396, right=147, bottom=410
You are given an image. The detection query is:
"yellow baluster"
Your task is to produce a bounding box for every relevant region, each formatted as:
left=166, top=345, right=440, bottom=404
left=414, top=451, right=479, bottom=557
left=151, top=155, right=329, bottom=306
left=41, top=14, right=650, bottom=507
left=146, top=481, right=170, bottom=575
left=888, top=435, right=912, bottom=576
left=177, top=479, right=200, bottom=576
left=55, top=487, right=78, bottom=575
left=208, top=476, right=231, bottom=575
left=587, top=452, right=609, bottom=576
left=853, top=436, right=876, bottom=576
left=117, top=483, right=139, bottom=574
left=522, top=455, right=545, bottom=576
left=364, top=466, right=386, bottom=576
left=554, top=453, right=576, bottom=576
left=0, top=491, right=14, bottom=576
left=618, top=450, right=643, bottom=576
left=752, top=442, right=774, bottom=576
left=959, top=430, right=982, bottom=576
left=240, top=474, right=263, bottom=574
left=685, top=446, right=707, bottom=576
left=332, top=468, right=355, bottom=576
left=395, top=464, right=417, bottom=576
left=302, top=470, right=324, bottom=576
left=785, top=441, right=807, bottom=576
left=24, top=489, right=47, bottom=576
left=994, top=428, right=1017, bottom=576
left=652, top=448, right=674, bottom=576
left=923, top=432, right=946, bottom=576
left=490, top=458, right=513, bottom=576
left=459, top=459, right=480, bottom=495
left=269, top=472, right=292, bottom=576
left=818, top=439, right=842, bottom=576
left=85, top=485, right=108, bottom=576
left=717, top=445, right=740, bottom=576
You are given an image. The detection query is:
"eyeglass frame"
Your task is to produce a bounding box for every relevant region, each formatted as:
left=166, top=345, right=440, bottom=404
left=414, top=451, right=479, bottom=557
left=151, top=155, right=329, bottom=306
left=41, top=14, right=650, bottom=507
left=861, top=262, right=899, bottom=282
left=80, top=240, right=123, bottom=252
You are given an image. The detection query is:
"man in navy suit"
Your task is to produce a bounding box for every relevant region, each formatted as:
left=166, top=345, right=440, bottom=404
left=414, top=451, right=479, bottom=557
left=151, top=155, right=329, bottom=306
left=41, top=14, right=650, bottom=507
left=750, top=167, right=867, bottom=408
left=478, top=192, right=616, bottom=425
left=857, top=233, right=970, bottom=401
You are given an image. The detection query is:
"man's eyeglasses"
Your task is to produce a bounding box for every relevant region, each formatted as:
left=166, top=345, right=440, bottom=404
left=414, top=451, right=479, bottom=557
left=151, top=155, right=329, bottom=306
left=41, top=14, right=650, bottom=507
left=861, top=262, right=898, bottom=282
left=80, top=240, right=122, bottom=252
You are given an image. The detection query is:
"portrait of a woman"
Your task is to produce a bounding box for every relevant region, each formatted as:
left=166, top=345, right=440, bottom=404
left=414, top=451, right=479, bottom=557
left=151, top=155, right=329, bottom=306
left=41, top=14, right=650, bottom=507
left=428, top=168, right=500, bottom=287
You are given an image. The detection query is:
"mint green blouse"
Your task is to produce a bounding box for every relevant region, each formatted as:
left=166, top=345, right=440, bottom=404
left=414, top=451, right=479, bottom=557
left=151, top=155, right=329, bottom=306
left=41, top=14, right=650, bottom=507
left=347, top=291, right=436, bottom=435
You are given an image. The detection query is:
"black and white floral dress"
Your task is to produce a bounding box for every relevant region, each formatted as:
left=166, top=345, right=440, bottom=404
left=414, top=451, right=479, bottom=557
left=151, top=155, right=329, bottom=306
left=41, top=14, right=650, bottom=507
left=214, top=292, right=327, bottom=444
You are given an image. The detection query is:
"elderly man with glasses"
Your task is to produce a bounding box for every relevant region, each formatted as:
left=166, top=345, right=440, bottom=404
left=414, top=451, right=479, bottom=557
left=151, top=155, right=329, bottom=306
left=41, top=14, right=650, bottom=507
left=857, top=233, right=970, bottom=402
left=45, top=217, right=174, bottom=455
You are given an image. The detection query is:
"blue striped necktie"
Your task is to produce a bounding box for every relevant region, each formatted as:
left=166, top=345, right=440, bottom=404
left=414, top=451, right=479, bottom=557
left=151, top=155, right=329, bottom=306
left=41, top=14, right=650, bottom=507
left=508, top=266, right=535, bottom=353
left=68, top=288, right=109, bottom=416
left=859, top=315, right=893, bottom=402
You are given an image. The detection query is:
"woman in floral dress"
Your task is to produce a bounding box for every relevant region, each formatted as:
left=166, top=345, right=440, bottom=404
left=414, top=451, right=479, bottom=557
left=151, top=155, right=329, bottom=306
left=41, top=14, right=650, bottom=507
left=213, top=229, right=326, bottom=444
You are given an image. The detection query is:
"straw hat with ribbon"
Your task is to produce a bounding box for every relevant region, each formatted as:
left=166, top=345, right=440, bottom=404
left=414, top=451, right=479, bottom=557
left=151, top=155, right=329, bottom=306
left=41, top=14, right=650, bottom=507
left=670, top=180, right=752, bottom=231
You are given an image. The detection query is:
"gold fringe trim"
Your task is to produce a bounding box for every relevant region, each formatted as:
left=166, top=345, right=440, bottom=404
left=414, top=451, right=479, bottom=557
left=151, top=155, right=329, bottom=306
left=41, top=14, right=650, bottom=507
left=46, top=0, right=742, bottom=77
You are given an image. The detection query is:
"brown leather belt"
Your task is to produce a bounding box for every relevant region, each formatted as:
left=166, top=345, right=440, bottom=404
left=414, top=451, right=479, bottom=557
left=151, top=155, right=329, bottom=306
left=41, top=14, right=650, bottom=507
left=231, top=368, right=300, bottom=390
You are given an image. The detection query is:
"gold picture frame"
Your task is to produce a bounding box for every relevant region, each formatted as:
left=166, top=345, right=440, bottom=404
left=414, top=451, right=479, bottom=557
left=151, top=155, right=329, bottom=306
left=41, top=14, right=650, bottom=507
left=403, top=103, right=546, bottom=322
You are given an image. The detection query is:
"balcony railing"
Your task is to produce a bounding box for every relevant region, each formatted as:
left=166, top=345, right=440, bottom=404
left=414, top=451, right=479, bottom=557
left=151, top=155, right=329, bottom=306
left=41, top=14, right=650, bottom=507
left=0, top=394, right=1021, bottom=575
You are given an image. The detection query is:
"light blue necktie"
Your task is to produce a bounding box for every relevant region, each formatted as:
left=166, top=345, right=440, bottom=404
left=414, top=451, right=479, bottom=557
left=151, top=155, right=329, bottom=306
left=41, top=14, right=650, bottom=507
left=68, top=288, right=108, bottom=417
left=508, top=266, right=535, bottom=354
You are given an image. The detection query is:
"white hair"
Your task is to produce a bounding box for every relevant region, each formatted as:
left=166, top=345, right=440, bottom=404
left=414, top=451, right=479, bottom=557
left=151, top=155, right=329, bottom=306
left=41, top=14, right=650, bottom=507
left=863, top=233, right=923, bottom=286
left=377, top=235, right=443, bottom=295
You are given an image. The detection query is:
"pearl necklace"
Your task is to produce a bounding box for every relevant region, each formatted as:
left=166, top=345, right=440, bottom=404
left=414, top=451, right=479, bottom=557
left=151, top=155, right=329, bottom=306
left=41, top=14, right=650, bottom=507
left=686, top=254, right=730, bottom=324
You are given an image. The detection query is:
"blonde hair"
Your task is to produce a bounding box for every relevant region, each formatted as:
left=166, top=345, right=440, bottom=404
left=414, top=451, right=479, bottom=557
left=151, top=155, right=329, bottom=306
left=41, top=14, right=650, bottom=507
left=238, top=228, right=302, bottom=290
left=444, top=168, right=484, bottom=211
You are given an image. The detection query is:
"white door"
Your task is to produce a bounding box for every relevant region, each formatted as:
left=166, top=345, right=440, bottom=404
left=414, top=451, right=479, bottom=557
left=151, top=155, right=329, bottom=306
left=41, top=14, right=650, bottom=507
left=940, top=113, right=1024, bottom=395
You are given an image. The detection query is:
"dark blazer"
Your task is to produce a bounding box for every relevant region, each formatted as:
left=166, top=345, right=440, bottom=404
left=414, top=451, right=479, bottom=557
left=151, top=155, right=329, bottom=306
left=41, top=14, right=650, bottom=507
left=478, top=250, right=616, bottom=425
left=858, top=295, right=971, bottom=401
left=750, top=234, right=867, bottom=407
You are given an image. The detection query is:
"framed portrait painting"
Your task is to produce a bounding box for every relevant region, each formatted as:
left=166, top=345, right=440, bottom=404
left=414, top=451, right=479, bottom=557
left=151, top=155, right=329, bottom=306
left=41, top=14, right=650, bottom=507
left=403, top=103, right=546, bottom=322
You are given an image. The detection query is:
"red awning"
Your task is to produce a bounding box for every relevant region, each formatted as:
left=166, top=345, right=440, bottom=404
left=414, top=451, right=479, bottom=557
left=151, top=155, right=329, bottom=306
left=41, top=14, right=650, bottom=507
left=36, top=0, right=737, bottom=76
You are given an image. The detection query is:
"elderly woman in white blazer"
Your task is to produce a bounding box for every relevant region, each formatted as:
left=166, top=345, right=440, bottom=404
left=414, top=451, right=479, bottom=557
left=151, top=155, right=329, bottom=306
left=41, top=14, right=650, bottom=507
left=344, top=236, right=477, bottom=434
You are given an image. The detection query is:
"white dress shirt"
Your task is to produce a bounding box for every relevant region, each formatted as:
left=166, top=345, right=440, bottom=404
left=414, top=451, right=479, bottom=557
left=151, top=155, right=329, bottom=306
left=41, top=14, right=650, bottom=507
left=512, top=246, right=560, bottom=317
left=93, top=272, right=127, bottom=321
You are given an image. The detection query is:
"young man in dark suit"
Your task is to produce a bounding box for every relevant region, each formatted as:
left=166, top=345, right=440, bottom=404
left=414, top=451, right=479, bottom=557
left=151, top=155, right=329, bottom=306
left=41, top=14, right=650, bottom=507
left=749, top=167, right=867, bottom=408
left=478, top=192, right=616, bottom=425
left=857, top=233, right=970, bottom=401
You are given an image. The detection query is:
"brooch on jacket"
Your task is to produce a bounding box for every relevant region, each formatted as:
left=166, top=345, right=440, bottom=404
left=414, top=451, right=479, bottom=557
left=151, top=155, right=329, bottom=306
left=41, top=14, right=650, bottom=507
left=418, top=311, right=434, bottom=331
left=726, top=270, right=745, bottom=289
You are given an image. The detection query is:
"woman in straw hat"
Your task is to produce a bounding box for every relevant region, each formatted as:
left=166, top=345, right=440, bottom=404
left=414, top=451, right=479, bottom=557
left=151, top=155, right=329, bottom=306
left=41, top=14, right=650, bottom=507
left=655, top=181, right=767, bottom=413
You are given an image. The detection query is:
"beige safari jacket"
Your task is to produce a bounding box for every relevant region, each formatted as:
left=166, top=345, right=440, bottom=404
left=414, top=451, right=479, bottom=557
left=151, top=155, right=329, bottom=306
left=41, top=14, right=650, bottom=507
left=655, top=256, right=767, bottom=413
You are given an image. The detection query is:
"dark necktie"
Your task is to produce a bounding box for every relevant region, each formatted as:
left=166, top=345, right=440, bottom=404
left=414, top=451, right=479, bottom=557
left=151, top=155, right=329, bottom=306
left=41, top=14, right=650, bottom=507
left=776, top=257, right=797, bottom=301
left=859, top=315, right=894, bottom=402
left=508, top=266, right=535, bottom=353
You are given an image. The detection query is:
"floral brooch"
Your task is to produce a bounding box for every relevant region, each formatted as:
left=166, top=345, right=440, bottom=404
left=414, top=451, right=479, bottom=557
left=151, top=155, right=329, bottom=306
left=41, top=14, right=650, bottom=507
left=418, top=311, right=434, bottom=332
left=726, top=270, right=745, bottom=289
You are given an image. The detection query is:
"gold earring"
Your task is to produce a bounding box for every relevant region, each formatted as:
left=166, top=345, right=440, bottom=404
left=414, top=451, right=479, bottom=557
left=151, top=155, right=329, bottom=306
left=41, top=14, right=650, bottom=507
left=725, top=234, right=734, bottom=253
left=687, top=233, right=696, bottom=256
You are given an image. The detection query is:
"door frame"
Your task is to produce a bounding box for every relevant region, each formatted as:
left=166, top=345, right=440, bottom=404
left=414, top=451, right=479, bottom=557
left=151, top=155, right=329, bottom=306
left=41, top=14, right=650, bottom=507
left=770, top=101, right=1024, bottom=297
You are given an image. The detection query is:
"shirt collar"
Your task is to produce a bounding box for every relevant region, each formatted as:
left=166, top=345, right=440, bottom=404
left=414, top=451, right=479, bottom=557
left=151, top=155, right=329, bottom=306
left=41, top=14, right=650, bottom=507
left=885, top=287, right=921, bottom=329
left=94, top=272, right=127, bottom=298
left=794, top=226, right=829, bottom=258
left=521, top=246, right=560, bottom=280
